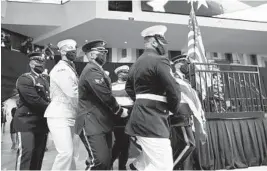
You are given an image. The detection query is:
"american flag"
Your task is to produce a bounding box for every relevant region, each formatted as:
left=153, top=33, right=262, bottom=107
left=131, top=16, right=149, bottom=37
left=172, top=73, right=207, bottom=143
left=187, top=5, right=211, bottom=100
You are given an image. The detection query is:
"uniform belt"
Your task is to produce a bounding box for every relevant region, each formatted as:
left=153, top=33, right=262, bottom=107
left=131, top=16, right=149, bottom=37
left=136, top=94, right=167, bottom=103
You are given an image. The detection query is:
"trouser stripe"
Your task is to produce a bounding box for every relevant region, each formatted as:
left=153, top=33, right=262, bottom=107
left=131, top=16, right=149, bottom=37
left=15, top=132, right=22, bottom=171
left=83, top=129, right=95, bottom=170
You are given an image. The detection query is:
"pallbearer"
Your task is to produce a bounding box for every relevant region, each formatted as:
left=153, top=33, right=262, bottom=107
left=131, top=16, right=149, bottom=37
left=45, top=39, right=79, bottom=170
left=75, top=40, right=129, bottom=170
left=125, top=25, right=181, bottom=171
left=111, top=65, right=133, bottom=170
left=170, top=55, right=196, bottom=170
left=14, top=52, right=50, bottom=170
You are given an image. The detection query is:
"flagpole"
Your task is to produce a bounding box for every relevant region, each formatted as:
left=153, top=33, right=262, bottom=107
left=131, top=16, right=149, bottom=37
left=190, top=0, right=195, bottom=62
left=186, top=1, right=195, bottom=61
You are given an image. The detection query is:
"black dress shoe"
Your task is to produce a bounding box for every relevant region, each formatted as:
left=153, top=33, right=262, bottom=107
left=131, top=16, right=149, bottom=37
left=119, top=166, right=126, bottom=170
left=85, top=160, right=90, bottom=165
left=85, top=160, right=90, bottom=170
left=129, top=163, right=137, bottom=170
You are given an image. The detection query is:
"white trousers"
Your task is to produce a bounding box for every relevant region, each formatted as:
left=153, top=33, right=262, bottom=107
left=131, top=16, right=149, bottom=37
left=133, top=136, right=173, bottom=171
left=47, top=118, right=80, bottom=170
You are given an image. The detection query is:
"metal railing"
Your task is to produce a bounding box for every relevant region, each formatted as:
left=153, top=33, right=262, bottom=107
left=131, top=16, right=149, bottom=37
left=188, top=63, right=266, bottom=113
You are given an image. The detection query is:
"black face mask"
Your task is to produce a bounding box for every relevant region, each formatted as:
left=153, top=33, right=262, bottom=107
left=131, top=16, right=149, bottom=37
left=34, top=65, right=45, bottom=74
left=95, top=53, right=107, bottom=66
left=118, top=73, right=128, bottom=81
left=66, top=50, right=77, bottom=61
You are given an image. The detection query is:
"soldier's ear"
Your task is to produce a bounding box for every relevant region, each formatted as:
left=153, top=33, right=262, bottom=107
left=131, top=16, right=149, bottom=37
left=29, top=60, right=34, bottom=68
left=59, top=49, right=66, bottom=56
left=90, top=52, right=97, bottom=60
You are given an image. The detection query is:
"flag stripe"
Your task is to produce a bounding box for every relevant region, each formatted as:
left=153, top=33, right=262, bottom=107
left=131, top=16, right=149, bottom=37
left=174, top=75, right=206, bottom=134
left=188, top=39, right=195, bottom=47
left=187, top=4, right=211, bottom=100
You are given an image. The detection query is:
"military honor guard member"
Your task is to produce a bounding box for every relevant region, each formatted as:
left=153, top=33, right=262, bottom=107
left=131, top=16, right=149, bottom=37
left=75, top=40, right=129, bottom=170
left=125, top=25, right=181, bottom=171
left=111, top=65, right=133, bottom=170
left=44, top=39, right=79, bottom=170
left=169, top=55, right=196, bottom=170
left=14, top=52, right=50, bottom=170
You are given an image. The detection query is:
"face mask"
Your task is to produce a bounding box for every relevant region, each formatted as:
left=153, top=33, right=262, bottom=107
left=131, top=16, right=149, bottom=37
left=66, top=50, right=77, bottom=61
left=34, top=65, right=45, bottom=74
left=118, top=73, right=128, bottom=81
left=95, top=53, right=107, bottom=66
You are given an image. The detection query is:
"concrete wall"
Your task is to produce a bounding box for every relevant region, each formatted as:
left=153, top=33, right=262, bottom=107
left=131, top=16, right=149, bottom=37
left=2, top=2, right=61, bottom=26
left=93, top=47, right=267, bottom=67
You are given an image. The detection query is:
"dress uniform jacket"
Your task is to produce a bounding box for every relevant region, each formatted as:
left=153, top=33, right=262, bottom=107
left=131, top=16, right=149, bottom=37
left=125, top=49, right=181, bottom=138
left=14, top=71, right=50, bottom=133
left=44, top=60, right=78, bottom=119
left=75, top=61, right=122, bottom=136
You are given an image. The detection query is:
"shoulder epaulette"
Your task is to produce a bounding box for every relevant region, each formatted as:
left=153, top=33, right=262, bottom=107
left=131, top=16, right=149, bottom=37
left=19, top=73, right=36, bottom=86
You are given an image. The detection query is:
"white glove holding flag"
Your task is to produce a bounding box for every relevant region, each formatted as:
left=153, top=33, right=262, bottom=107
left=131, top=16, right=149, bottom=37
left=199, top=117, right=208, bottom=144
left=120, top=108, right=129, bottom=118
left=42, top=69, right=48, bottom=75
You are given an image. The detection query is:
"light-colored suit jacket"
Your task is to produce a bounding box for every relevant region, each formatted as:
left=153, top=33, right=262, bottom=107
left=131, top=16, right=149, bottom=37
left=45, top=60, right=78, bottom=119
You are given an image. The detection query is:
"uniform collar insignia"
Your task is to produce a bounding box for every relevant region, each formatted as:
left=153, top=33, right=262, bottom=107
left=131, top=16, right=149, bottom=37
left=95, top=78, right=104, bottom=84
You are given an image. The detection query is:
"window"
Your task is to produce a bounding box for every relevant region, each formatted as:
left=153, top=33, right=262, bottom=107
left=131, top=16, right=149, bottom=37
left=106, top=48, right=112, bottom=62
left=239, top=54, right=244, bottom=64
left=121, top=49, right=127, bottom=58
left=213, top=52, right=218, bottom=58
left=250, top=54, right=258, bottom=65
left=169, top=50, right=181, bottom=60
left=225, top=53, right=233, bottom=63
left=109, top=1, right=132, bottom=12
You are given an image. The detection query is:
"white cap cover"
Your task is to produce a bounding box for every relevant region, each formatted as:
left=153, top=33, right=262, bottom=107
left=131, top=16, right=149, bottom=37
left=57, top=39, right=77, bottom=50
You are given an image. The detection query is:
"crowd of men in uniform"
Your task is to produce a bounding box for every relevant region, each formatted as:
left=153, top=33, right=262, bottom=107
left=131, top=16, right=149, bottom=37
left=13, top=25, right=207, bottom=170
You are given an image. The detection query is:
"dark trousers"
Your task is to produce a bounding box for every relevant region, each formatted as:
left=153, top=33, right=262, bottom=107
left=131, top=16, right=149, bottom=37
left=170, top=125, right=196, bottom=170
left=80, top=130, right=113, bottom=170
left=111, top=127, right=130, bottom=170
left=15, top=132, right=47, bottom=170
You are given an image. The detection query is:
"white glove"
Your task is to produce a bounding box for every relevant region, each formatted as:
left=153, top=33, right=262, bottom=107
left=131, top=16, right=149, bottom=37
left=120, top=108, right=129, bottom=118
left=199, top=121, right=208, bottom=144
left=42, top=69, right=48, bottom=75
